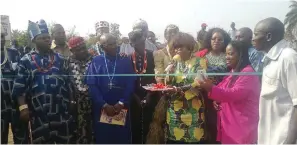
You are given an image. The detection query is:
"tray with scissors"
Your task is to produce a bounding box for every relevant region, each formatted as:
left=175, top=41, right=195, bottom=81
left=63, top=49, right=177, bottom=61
left=142, top=83, right=174, bottom=91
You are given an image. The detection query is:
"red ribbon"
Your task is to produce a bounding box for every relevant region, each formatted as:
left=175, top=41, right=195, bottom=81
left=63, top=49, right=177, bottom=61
left=153, top=83, right=165, bottom=89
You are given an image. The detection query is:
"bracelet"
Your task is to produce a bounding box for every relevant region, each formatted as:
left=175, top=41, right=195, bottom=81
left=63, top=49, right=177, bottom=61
left=103, top=103, right=108, bottom=108
left=70, top=101, right=77, bottom=104
left=173, top=86, right=178, bottom=92
left=19, top=104, right=28, bottom=111
left=118, top=101, right=124, bottom=106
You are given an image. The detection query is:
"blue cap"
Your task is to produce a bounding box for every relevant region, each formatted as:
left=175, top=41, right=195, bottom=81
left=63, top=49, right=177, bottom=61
left=37, top=19, right=49, bottom=34
left=28, top=19, right=49, bottom=40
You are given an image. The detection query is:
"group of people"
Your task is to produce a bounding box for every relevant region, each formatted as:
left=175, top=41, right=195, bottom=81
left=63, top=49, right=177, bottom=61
left=1, top=16, right=297, bottom=144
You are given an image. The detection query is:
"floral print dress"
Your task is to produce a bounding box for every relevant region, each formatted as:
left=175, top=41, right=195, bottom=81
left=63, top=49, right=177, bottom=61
left=166, top=57, right=206, bottom=143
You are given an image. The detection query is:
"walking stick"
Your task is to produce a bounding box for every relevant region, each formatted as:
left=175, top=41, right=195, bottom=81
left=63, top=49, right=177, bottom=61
left=28, top=120, right=33, bottom=144
left=141, top=105, right=144, bottom=144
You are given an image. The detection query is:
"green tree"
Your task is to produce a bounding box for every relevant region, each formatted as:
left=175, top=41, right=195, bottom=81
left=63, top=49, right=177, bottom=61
left=110, top=23, right=121, bottom=39
left=66, top=25, right=78, bottom=41
left=47, top=21, right=57, bottom=35
left=85, top=33, right=99, bottom=48
left=11, top=29, right=30, bottom=47
left=284, top=0, right=297, bottom=46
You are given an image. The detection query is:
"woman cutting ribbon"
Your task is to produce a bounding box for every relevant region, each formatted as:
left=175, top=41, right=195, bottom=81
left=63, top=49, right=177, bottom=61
left=147, top=32, right=207, bottom=144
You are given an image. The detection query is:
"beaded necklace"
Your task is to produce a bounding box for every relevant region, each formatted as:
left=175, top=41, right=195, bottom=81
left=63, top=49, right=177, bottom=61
left=31, top=54, right=54, bottom=73
left=104, top=53, right=117, bottom=89
left=72, top=56, right=92, bottom=92
left=132, top=50, right=147, bottom=74
left=205, top=52, right=226, bottom=66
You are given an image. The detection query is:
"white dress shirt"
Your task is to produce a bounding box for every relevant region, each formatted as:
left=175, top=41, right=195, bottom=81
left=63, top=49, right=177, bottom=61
left=228, top=29, right=237, bottom=40
left=258, top=39, right=297, bottom=144
left=120, top=39, right=157, bottom=55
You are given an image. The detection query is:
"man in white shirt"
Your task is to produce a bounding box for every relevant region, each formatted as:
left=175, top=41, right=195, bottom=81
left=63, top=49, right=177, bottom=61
left=253, top=17, right=297, bottom=144
left=228, top=22, right=237, bottom=40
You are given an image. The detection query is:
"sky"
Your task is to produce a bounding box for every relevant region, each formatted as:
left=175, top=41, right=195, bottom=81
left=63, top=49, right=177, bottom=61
left=0, top=0, right=291, bottom=42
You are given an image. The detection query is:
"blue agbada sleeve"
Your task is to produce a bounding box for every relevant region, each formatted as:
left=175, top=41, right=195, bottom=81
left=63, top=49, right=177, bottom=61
left=86, top=59, right=106, bottom=109
left=120, top=58, right=136, bottom=106
left=12, top=56, right=31, bottom=99
left=248, top=48, right=264, bottom=72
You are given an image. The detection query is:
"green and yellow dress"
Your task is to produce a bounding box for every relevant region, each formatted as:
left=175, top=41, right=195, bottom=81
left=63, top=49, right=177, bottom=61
left=166, top=57, right=206, bottom=143
left=146, top=57, right=207, bottom=143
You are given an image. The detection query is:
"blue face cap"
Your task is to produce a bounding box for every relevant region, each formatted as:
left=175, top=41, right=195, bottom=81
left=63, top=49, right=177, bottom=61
left=28, top=19, right=49, bottom=40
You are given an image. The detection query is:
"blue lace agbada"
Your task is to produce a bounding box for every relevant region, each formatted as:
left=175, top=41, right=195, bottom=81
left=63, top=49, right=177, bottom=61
left=12, top=50, right=75, bottom=144
left=1, top=48, right=20, bottom=143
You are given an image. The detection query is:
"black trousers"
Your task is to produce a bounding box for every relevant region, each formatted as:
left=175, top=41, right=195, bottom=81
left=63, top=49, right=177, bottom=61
left=1, top=117, right=10, bottom=144
left=130, top=94, right=160, bottom=144
left=1, top=111, right=28, bottom=144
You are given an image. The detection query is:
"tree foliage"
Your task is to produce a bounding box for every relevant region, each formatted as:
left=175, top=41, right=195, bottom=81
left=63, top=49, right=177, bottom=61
left=284, top=0, right=297, bottom=46
left=85, top=33, right=99, bottom=48
left=11, top=29, right=31, bottom=47
left=47, top=21, right=57, bottom=35
left=66, top=25, right=78, bottom=41
left=110, top=23, right=121, bottom=39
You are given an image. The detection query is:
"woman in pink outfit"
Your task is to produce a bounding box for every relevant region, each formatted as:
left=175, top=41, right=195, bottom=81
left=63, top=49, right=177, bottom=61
left=198, top=41, right=261, bottom=144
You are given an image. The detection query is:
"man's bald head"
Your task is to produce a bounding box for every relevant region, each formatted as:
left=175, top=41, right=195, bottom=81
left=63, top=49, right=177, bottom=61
left=252, top=17, right=285, bottom=52
left=231, top=22, right=236, bottom=29
left=51, top=24, right=64, bottom=35
left=99, top=34, right=117, bottom=44
left=236, top=27, right=253, bottom=45
left=99, top=34, right=118, bottom=56
left=255, top=17, right=284, bottom=40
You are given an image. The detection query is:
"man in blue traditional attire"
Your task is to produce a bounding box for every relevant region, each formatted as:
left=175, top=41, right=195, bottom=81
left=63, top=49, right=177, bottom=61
left=86, top=33, right=135, bottom=144
left=11, top=20, right=75, bottom=144
left=1, top=25, right=21, bottom=144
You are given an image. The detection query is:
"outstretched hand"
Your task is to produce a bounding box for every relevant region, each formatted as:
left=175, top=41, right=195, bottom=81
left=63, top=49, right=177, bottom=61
left=197, top=79, right=214, bottom=92
left=161, top=85, right=179, bottom=95
left=213, top=101, right=221, bottom=111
